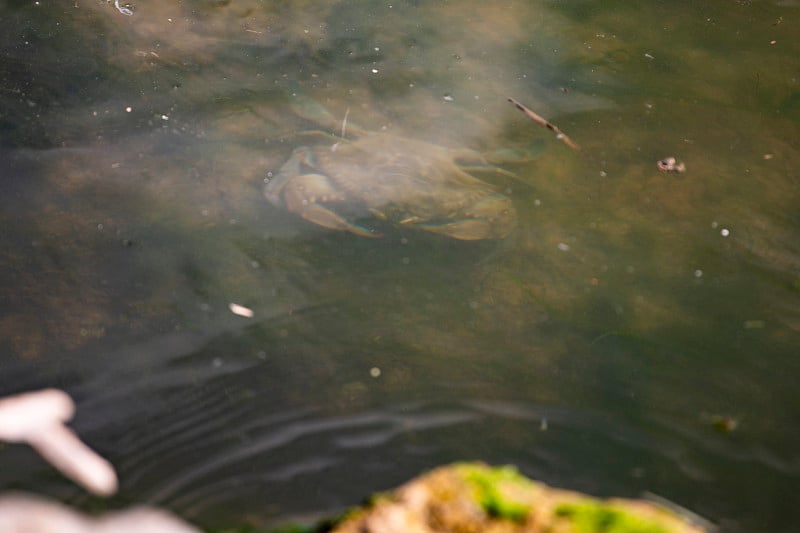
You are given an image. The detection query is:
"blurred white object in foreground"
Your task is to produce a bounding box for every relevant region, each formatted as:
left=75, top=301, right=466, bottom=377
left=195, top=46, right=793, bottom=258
left=0, top=494, right=201, bottom=533
left=0, top=389, right=117, bottom=496
left=0, top=389, right=202, bottom=532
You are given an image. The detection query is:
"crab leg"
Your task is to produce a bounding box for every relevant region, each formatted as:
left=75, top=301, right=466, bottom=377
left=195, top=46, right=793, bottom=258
left=417, top=193, right=517, bottom=240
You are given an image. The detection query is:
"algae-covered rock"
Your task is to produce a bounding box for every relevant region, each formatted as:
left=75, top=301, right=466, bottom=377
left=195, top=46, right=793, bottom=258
left=324, top=463, right=709, bottom=533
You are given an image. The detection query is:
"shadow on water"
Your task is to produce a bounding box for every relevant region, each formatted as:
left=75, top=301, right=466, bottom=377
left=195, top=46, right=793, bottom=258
left=1, top=1, right=799, bottom=532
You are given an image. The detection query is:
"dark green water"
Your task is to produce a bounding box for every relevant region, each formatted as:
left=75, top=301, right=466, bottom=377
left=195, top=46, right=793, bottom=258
left=1, top=1, right=798, bottom=532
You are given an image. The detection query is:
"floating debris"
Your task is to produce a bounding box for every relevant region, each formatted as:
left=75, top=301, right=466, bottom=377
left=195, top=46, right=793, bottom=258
left=710, top=415, right=739, bottom=433
left=508, top=97, right=580, bottom=151
left=228, top=303, right=254, bottom=318
left=657, top=157, right=686, bottom=173
left=114, top=0, right=133, bottom=16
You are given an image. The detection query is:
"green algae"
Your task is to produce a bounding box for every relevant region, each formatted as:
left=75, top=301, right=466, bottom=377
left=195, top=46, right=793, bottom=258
left=458, top=463, right=532, bottom=523
left=554, top=501, right=670, bottom=533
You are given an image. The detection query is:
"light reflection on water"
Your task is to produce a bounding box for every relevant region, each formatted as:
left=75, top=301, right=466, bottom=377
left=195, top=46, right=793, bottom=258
left=0, top=1, right=799, bottom=532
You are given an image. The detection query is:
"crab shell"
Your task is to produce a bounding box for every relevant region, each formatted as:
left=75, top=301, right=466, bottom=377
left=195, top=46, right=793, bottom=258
left=265, top=133, right=517, bottom=240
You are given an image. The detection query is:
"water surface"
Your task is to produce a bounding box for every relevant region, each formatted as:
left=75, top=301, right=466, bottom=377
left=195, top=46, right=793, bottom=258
left=0, top=1, right=798, bottom=532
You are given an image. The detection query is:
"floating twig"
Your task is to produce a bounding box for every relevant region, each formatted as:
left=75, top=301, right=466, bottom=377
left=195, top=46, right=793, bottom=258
left=508, top=97, right=580, bottom=151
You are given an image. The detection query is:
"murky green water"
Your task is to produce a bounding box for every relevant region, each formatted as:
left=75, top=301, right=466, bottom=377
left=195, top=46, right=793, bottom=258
left=1, top=1, right=798, bottom=531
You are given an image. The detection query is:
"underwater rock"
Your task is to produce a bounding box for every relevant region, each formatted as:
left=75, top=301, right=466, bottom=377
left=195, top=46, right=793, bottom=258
left=324, top=463, right=710, bottom=533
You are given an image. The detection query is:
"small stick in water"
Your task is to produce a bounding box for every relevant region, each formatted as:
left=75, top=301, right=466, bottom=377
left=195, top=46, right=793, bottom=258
left=508, top=97, right=580, bottom=151
left=341, top=107, right=350, bottom=139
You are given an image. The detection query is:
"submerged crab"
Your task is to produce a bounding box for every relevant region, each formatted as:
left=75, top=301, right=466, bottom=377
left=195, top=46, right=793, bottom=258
left=264, top=98, right=518, bottom=240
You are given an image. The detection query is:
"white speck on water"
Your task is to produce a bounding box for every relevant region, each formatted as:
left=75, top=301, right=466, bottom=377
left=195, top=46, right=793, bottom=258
left=125, top=106, right=132, bottom=113
left=114, top=0, right=133, bottom=16
left=721, top=228, right=730, bottom=237
left=694, top=269, right=703, bottom=278
left=96, top=224, right=104, bottom=231
left=370, top=367, right=381, bottom=378
left=557, top=242, right=570, bottom=251
left=229, top=303, right=254, bottom=318
left=371, top=68, right=379, bottom=74
left=212, top=357, right=223, bottom=368
left=161, top=114, right=169, bottom=121
left=534, top=199, right=541, bottom=206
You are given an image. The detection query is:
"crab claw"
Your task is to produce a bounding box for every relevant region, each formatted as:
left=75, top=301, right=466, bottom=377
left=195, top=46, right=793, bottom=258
left=268, top=172, right=379, bottom=237
left=296, top=201, right=380, bottom=237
